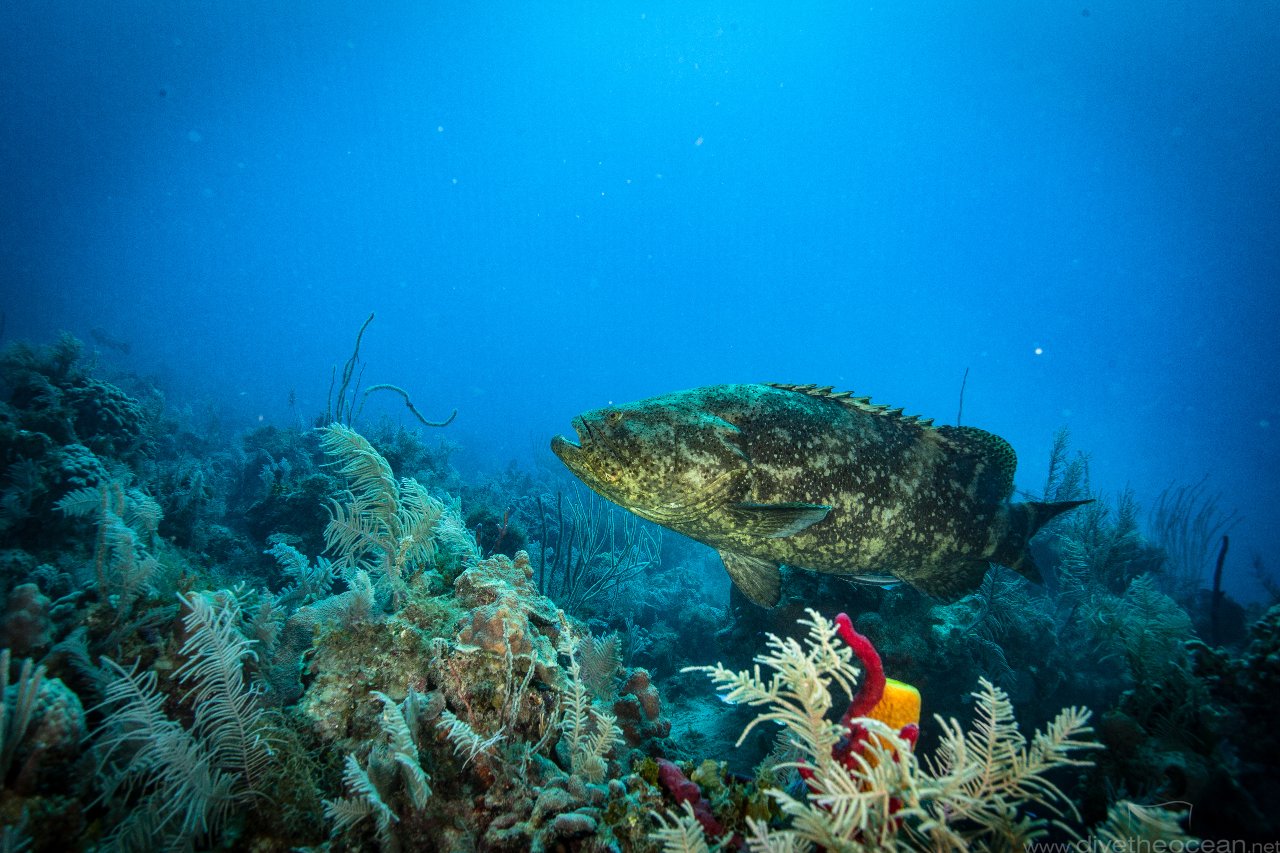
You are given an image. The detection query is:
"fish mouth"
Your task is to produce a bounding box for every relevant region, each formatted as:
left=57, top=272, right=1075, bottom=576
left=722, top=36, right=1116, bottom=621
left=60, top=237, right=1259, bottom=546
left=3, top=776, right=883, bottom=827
left=551, top=416, right=589, bottom=465
left=551, top=416, right=622, bottom=484
left=550, top=433, right=579, bottom=461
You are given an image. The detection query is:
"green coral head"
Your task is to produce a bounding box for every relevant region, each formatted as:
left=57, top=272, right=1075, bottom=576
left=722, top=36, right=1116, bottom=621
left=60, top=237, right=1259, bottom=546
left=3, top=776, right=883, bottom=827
left=551, top=387, right=749, bottom=523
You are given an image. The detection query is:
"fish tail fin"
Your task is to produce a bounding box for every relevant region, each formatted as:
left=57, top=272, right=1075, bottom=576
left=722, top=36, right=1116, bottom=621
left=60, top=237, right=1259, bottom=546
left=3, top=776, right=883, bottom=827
left=993, top=499, right=1093, bottom=583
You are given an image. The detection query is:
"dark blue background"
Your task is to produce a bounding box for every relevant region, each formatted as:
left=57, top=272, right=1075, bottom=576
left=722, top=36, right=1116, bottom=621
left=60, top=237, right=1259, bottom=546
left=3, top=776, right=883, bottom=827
left=3, top=1, right=1276, bottom=598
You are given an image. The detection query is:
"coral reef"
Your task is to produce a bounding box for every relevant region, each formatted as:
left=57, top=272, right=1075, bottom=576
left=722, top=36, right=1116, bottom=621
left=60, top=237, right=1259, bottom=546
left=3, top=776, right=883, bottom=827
left=662, top=609, right=1189, bottom=851
left=0, top=336, right=1274, bottom=849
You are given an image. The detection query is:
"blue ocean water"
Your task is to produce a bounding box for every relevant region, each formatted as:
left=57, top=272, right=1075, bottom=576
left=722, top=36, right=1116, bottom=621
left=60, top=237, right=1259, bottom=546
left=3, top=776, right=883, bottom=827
left=2, top=3, right=1280, bottom=848
left=4, top=2, right=1277, bottom=600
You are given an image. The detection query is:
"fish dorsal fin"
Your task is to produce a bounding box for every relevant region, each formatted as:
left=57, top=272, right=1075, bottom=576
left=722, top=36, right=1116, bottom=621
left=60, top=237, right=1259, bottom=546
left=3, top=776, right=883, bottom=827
left=726, top=502, right=831, bottom=538
left=765, top=382, right=936, bottom=428
left=719, top=550, right=783, bottom=607
left=936, top=425, right=1017, bottom=498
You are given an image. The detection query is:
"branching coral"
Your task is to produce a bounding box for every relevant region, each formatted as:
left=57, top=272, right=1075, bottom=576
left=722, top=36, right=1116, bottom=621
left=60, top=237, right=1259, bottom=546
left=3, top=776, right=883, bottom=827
left=534, top=490, right=661, bottom=615
left=1149, top=477, right=1239, bottom=605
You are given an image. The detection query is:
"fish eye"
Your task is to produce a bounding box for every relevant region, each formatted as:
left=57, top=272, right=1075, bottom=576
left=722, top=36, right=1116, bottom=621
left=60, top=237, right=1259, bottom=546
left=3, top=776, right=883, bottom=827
left=606, top=410, right=623, bottom=425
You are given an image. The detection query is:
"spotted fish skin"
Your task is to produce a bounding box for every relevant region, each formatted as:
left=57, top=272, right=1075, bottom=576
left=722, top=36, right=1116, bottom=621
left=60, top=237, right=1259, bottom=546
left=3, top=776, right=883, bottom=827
left=551, top=383, right=1088, bottom=607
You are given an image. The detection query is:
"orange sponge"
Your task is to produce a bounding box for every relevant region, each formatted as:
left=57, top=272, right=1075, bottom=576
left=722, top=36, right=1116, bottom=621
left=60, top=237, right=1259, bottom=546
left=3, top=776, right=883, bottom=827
left=869, top=678, right=921, bottom=730
left=862, top=677, right=923, bottom=764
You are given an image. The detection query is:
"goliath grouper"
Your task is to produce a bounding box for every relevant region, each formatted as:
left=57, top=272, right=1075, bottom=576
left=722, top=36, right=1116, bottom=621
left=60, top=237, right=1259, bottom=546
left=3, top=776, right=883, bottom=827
left=551, top=382, right=1088, bottom=607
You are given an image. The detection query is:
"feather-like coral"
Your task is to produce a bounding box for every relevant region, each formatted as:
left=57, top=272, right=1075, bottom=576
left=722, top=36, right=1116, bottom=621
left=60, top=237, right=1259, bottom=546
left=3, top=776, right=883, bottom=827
left=174, top=592, right=275, bottom=790
left=372, top=691, right=432, bottom=808
left=556, top=618, right=622, bottom=783
left=437, top=709, right=505, bottom=765
left=55, top=480, right=160, bottom=615
left=264, top=541, right=336, bottom=606
left=670, top=608, right=1105, bottom=852
left=579, top=632, right=622, bottom=700
left=91, top=658, right=237, bottom=850
left=320, top=423, right=443, bottom=603
left=90, top=590, right=278, bottom=850
left=323, top=753, right=398, bottom=842
left=651, top=802, right=714, bottom=853
left=0, top=649, right=46, bottom=785
left=323, top=690, right=433, bottom=846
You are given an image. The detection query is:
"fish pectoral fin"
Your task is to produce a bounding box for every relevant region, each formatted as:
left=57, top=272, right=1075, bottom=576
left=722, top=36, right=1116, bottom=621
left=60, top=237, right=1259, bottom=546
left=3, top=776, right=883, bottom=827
left=900, top=560, right=989, bottom=601
left=719, top=550, right=783, bottom=607
left=846, top=572, right=902, bottom=588
left=726, top=502, right=832, bottom=538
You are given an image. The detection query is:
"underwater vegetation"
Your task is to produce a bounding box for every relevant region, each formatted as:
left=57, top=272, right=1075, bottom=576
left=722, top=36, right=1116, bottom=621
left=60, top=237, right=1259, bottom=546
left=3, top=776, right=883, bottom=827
left=0, top=334, right=1276, bottom=850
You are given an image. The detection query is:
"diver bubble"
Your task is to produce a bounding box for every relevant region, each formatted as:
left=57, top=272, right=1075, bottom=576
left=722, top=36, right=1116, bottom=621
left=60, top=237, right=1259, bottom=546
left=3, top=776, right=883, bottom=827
left=1034, top=347, right=1044, bottom=356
